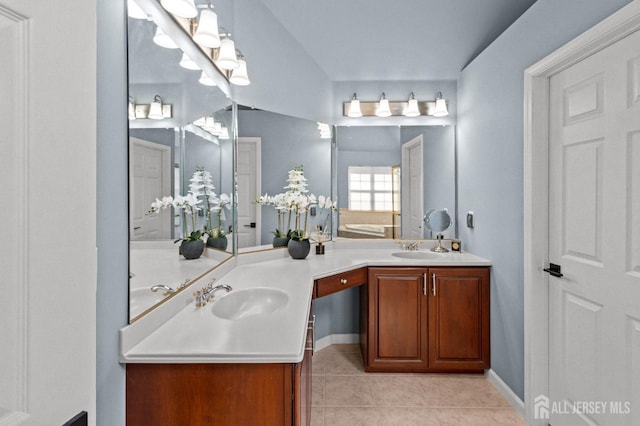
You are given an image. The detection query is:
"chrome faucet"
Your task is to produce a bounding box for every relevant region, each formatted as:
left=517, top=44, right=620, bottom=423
left=193, top=279, right=233, bottom=307
left=150, top=278, right=191, bottom=296
left=397, top=240, right=422, bottom=251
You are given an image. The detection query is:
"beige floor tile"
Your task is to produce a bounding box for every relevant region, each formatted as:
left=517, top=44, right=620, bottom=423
left=331, top=343, right=361, bottom=353
left=370, top=375, right=433, bottom=407
left=377, top=407, right=442, bottom=425
left=418, top=375, right=512, bottom=407
left=436, top=408, right=527, bottom=425
left=312, top=375, right=324, bottom=406
left=323, top=351, right=366, bottom=375
left=310, top=406, right=324, bottom=426
left=325, top=375, right=376, bottom=406
left=324, top=407, right=382, bottom=426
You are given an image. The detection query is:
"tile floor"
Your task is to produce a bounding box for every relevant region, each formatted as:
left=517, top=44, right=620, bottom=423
left=310, top=344, right=527, bottom=426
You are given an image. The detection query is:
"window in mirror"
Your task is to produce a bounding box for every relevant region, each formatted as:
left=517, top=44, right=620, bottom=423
left=348, top=166, right=393, bottom=211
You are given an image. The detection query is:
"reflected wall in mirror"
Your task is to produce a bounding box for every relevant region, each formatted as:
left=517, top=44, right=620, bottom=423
left=236, top=108, right=333, bottom=250
left=128, top=8, right=234, bottom=322
left=335, top=125, right=456, bottom=240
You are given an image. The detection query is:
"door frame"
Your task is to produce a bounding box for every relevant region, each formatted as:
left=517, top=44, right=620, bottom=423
left=401, top=135, right=424, bottom=239
left=129, top=137, right=172, bottom=240
left=237, top=137, right=261, bottom=247
left=523, top=2, right=640, bottom=424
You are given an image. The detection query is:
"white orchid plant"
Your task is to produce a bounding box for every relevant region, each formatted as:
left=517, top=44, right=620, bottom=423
left=189, top=168, right=231, bottom=239
left=149, top=193, right=203, bottom=242
left=148, top=167, right=231, bottom=242
left=256, top=166, right=336, bottom=241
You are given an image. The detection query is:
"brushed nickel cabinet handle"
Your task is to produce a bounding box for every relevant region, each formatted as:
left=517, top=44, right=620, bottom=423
left=432, top=273, right=436, bottom=296
left=423, top=273, right=427, bottom=296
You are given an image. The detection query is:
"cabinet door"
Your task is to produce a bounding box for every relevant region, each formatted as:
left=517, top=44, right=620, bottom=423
left=428, top=267, right=490, bottom=371
left=366, top=267, right=429, bottom=372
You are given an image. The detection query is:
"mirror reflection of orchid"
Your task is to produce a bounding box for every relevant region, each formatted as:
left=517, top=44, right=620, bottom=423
left=189, top=168, right=231, bottom=240
left=256, top=166, right=336, bottom=245
left=149, top=194, right=202, bottom=242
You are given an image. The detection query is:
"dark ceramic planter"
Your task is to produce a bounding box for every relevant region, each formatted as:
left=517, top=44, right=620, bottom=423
left=287, top=239, right=310, bottom=260
left=272, top=236, right=290, bottom=248
left=207, top=235, right=228, bottom=251
left=180, top=240, right=204, bottom=259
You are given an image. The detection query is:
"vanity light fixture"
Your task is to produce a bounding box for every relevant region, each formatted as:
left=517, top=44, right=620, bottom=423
left=127, top=0, right=147, bottom=19
left=179, top=51, right=200, bottom=70
left=128, top=95, right=172, bottom=120
left=215, top=35, right=239, bottom=70
left=347, top=93, right=363, bottom=118
left=342, top=91, right=449, bottom=118
left=160, top=0, right=197, bottom=19
left=198, top=71, right=217, bottom=86
left=376, top=93, right=391, bottom=117
left=229, top=52, right=250, bottom=86
left=404, top=92, right=420, bottom=117
left=148, top=95, right=165, bottom=119
left=219, top=126, right=230, bottom=140
left=193, top=5, right=220, bottom=48
left=433, top=92, right=449, bottom=117
left=153, top=26, right=178, bottom=49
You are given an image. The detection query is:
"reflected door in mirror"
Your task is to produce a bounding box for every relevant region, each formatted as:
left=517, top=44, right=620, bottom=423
left=237, top=137, right=261, bottom=248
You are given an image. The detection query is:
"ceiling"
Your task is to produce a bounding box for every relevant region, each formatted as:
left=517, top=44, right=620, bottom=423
left=260, top=0, right=537, bottom=81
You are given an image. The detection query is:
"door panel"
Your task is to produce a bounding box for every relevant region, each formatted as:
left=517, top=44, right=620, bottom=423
left=549, top=28, right=640, bottom=425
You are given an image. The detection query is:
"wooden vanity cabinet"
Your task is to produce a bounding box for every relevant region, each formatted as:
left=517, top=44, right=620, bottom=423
left=428, top=267, right=490, bottom=371
left=363, top=266, right=490, bottom=373
left=126, top=315, right=314, bottom=426
left=363, top=267, right=429, bottom=372
left=313, top=267, right=367, bottom=298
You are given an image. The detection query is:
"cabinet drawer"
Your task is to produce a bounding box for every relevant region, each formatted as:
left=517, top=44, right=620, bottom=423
left=314, top=267, right=367, bottom=298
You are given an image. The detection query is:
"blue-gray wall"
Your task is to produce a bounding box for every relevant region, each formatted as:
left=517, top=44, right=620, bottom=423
left=457, top=0, right=631, bottom=400
left=97, top=0, right=128, bottom=424
left=238, top=109, right=332, bottom=245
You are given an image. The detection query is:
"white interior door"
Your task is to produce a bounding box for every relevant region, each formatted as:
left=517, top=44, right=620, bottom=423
left=130, top=138, right=171, bottom=240
left=0, top=1, right=97, bottom=424
left=548, top=29, right=640, bottom=425
left=401, top=136, right=424, bottom=239
left=237, top=137, right=261, bottom=247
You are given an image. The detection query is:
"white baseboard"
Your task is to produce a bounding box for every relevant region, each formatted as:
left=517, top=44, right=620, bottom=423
left=486, top=369, right=525, bottom=418
left=314, top=333, right=359, bottom=352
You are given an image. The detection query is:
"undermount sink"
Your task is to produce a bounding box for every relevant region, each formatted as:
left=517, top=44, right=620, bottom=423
left=392, top=251, right=445, bottom=260
left=211, top=287, right=289, bottom=320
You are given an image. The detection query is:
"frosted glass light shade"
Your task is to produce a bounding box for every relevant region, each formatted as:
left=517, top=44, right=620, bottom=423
left=160, top=0, right=197, bottom=18
left=376, top=96, right=391, bottom=117
left=220, top=127, right=230, bottom=140
left=216, top=38, right=239, bottom=70
left=404, top=97, right=420, bottom=117
left=179, top=52, right=200, bottom=70
left=348, top=99, right=362, bottom=118
left=229, top=59, right=250, bottom=86
left=148, top=96, right=164, bottom=120
left=433, top=96, right=449, bottom=117
left=128, top=99, right=136, bottom=120
left=127, top=0, right=147, bottom=19
left=193, top=9, right=220, bottom=48
left=211, top=121, right=223, bottom=136
left=198, top=71, right=217, bottom=86
left=153, top=26, right=178, bottom=49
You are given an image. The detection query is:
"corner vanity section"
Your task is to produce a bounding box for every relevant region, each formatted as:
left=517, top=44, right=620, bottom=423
left=121, top=244, right=490, bottom=425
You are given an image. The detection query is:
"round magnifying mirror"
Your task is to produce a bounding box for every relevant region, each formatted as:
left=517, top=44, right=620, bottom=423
left=424, top=210, right=451, bottom=252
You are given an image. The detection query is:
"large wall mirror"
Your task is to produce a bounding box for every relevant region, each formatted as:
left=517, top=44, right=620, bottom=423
left=335, top=125, right=456, bottom=241
left=127, top=2, right=234, bottom=322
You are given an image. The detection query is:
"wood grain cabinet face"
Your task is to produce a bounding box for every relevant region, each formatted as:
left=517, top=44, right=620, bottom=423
left=363, top=266, right=490, bottom=373
left=365, top=267, right=429, bottom=372
left=314, top=267, right=367, bottom=298
left=428, top=267, right=490, bottom=371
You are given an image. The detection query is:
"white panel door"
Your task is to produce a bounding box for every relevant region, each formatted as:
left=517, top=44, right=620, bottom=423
left=548, top=29, right=640, bottom=426
left=237, top=138, right=261, bottom=247
left=130, top=138, right=171, bottom=240
left=401, top=136, right=424, bottom=239
left=0, top=1, right=97, bottom=425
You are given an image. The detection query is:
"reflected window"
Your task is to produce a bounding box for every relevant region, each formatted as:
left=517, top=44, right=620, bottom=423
left=348, top=166, right=393, bottom=211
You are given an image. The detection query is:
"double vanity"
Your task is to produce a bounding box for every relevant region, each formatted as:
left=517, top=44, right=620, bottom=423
left=120, top=241, right=490, bottom=425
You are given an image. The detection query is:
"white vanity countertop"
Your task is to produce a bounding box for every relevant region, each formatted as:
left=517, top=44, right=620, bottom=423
left=120, top=246, right=490, bottom=364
